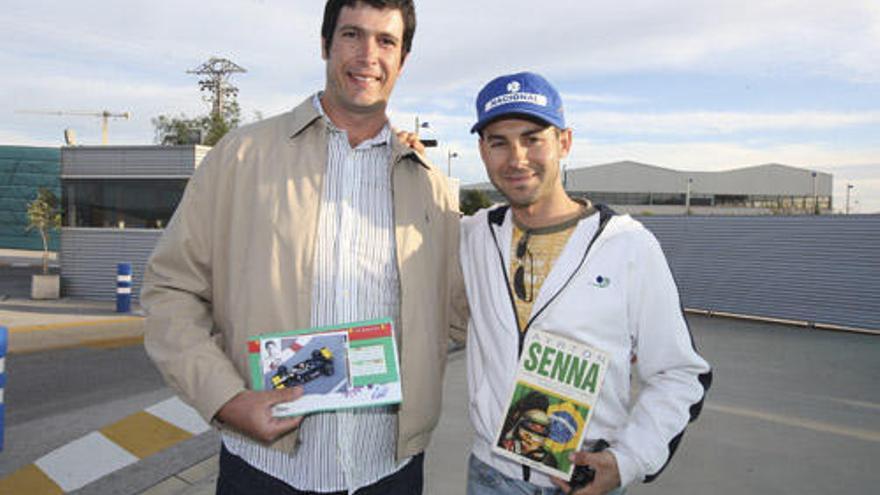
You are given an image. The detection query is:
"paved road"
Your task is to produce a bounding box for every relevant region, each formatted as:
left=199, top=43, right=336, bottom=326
left=629, top=315, right=880, bottom=494
left=1, top=315, right=878, bottom=494
left=0, top=344, right=172, bottom=478
left=430, top=315, right=880, bottom=495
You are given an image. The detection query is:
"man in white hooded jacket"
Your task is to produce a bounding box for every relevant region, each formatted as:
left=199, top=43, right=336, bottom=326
left=461, top=71, right=712, bottom=495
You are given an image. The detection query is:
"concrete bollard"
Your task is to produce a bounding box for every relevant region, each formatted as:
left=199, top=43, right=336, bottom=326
left=1, top=325, right=6, bottom=451
left=116, top=263, right=132, bottom=313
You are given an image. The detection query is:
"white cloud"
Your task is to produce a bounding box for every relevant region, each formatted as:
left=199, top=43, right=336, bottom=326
left=1, top=0, right=878, bottom=209
left=568, top=110, right=880, bottom=135
left=568, top=140, right=880, bottom=170
left=562, top=93, right=641, bottom=106
left=408, top=0, right=880, bottom=87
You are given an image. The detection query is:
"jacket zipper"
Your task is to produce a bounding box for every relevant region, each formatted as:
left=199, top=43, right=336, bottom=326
left=487, top=205, right=615, bottom=357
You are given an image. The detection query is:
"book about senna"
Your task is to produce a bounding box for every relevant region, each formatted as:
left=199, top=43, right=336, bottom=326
left=247, top=317, right=402, bottom=417
left=493, top=329, right=609, bottom=479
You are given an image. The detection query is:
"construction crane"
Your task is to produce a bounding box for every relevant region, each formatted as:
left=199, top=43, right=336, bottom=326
left=15, top=109, right=131, bottom=144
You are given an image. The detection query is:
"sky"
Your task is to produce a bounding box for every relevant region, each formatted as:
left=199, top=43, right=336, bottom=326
left=2, top=0, right=879, bottom=213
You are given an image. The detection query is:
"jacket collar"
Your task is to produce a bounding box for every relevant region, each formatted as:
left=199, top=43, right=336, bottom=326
left=286, top=96, right=323, bottom=139
left=286, top=93, right=429, bottom=171
left=488, top=202, right=617, bottom=228
left=390, top=132, right=430, bottom=170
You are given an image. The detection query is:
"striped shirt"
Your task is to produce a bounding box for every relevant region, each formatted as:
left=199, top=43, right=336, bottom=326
left=222, top=94, right=408, bottom=493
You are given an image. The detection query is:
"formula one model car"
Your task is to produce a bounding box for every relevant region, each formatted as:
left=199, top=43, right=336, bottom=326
left=271, top=347, right=335, bottom=389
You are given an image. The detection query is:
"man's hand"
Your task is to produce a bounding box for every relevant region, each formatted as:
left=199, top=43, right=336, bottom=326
left=396, top=130, right=426, bottom=154
left=215, top=387, right=305, bottom=443
left=551, top=450, right=622, bottom=495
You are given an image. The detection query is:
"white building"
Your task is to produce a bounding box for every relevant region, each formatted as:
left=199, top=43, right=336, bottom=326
left=61, top=145, right=209, bottom=300
left=467, top=161, right=833, bottom=215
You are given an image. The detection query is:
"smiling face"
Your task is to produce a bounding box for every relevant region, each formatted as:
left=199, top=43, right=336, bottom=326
left=321, top=2, right=406, bottom=122
left=479, top=117, right=572, bottom=209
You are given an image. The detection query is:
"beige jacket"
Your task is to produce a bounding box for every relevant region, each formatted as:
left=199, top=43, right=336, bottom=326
left=142, top=96, right=464, bottom=459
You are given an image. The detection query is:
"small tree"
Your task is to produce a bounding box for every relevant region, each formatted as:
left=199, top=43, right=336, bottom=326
left=26, top=187, right=62, bottom=275
left=460, top=189, right=493, bottom=216
left=153, top=100, right=242, bottom=146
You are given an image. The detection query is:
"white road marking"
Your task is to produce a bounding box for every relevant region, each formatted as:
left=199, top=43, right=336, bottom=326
left=707, top=403, right=880, bottom=443
left=35, top=431, right=139, bottom=492
left=145, top=396, right=210, bottom=435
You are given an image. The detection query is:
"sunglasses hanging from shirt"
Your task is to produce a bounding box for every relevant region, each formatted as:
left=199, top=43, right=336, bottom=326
left=512, top=206, right=593, bottom=304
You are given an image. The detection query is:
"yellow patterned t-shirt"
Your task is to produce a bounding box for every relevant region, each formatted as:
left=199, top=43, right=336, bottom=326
left=509, top=223, right=577, bottom=331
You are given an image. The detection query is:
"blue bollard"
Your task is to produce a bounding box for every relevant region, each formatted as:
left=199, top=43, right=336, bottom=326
left=117, top=263, right=132, bottom=313
left=0, top=325, right=7, bottom=451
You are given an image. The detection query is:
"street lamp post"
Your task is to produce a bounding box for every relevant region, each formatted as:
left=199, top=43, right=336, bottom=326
left=413, top=116, right=436, bottom=147
left=685, top=177, right=693, bottom=215
left=414, top=116, right=433, bottom=136
left=811, top=171, right=819, bottom=215
left=846, top=183, right=854, bottom=214
left=447, top=149, right=459, bottom=177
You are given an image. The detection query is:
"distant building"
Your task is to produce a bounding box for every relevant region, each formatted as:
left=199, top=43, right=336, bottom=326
left=61, top=145, right=209, bottom=300
left=466, top=161, right=833, bottom=215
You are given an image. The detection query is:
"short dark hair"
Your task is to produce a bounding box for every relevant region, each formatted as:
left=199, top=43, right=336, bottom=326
left=477, top=114, right=558, bottom=139
left=322, top=0, right=416, bottom=58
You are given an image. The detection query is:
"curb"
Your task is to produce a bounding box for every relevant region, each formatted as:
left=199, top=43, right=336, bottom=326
left=0, top=397, right=211, bottom=494
left=6, top=317, right=145, bottom=354
left=0, top=261, right=59, bottom=269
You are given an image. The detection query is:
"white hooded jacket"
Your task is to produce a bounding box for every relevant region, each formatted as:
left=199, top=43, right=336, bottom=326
left=461, top=204, right=712, bottom=489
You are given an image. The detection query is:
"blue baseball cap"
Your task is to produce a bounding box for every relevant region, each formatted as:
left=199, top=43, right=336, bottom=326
left=471, top=71, right=565, bottom=134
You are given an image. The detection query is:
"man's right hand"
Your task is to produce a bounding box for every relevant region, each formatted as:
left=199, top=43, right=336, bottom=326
left=551, top=449, right=621, bottom=495
left=215, top=387, right=305, bottom=443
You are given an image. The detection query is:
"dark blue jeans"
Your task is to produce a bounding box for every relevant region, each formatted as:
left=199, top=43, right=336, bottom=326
left=216, top=444, right=424, bottom=495
left=467, top=454, right=626, bottom=495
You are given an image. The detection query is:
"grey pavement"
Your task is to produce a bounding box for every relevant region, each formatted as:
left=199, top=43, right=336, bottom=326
left=104, top=348, right=473, bottom=495
left=94, top=348, right=471, bottom=495
left=106, top=314, right=880, bottom=495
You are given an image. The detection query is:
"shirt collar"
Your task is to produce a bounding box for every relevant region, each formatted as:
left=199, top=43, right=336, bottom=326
left=312, top=93, right=391, bottom=149
left=286, top=93, right=429, bottom=170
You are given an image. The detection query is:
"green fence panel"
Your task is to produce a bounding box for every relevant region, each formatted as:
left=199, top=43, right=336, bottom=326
left=0, top=146, right=61, bottom=251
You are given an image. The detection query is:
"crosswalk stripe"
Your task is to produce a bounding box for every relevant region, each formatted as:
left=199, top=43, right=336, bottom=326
left=0, top=463, right=64, bottom=495
left=34, top=431, right=139, bottom=492
left=0, top=396, right=208, bottom=493
left=100, top=411, right=193, bottom=459
left=146, top=396, right=211, bottom=435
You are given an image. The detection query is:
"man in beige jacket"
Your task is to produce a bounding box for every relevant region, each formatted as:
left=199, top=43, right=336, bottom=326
left=141, top=1, right=462, bottom=494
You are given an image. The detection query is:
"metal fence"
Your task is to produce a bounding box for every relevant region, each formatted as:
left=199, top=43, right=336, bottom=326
left=60, top=228, right=162, bottom=302
left=638, top=214, right=880, bottom=331
left=59, top=214, right=880, bottom=332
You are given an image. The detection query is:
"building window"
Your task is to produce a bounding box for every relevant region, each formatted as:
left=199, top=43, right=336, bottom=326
left=714, top=194, right=749, bottom=207
left=689, top=195, right=713, bottom=206
left=583, top=191, right=651, bottom=205
left=63, top=179, right=187, bottom=228
left=650, top=193, right=686, bottom=205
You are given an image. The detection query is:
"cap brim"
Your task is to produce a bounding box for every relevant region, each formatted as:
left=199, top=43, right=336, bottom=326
left=471, top=110, right=562, bottom=134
